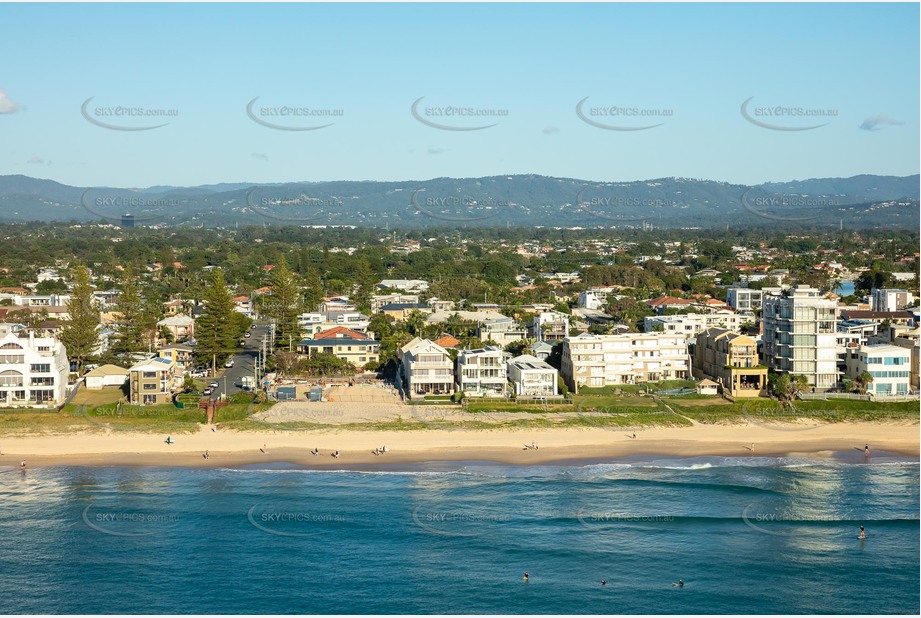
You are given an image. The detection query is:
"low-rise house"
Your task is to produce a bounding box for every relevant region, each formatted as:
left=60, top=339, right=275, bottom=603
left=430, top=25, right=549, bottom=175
left=529, top=311, right=569, bottom=342
left=129, top=357, right=181, bottom=405
left=84, top=364, right=129, bottom=390
left=318, top=296, right=356, bottom=313
left=845, top=344, right=912, bottom=396
left=298, top=311, right=370, bottom=335
left=400, top=337, right=454, bottom=399
left=378, top=279, right=430, bottom=293
left=157, top=315, right=195, bottom=341
left=478, top=316, right=528, bottom=345
left=455, top=346, right=507, bottom=397
left=696, top=378, right=720, bottom=396
left=371, top=293, right=420, bottom=313
left=529, top=340, right=553, bottom=361
left=426, top=298, right=456, bottom=313
left=295, top=327, right=380, bottom=369
left=507, top=354, right=559, bottom=398
left=692, top=328, right=767, bottom=398
left=0, top=331, right=70, bottom=406
left=380, top=303, right=432, bottom=321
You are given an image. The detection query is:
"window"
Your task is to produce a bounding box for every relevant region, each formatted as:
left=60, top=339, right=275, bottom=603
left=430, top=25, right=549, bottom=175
left=143, top=383, right=158, bottom=390
left=0, top=342, right=23, bottom=350
left=30, top=389, right=54, bottom=403
left=143, top=394, right=158, bottom=404
left=0, top=370, right=24, bottom=387
left=31, top=364, right=51, bottom=373
left=142, top=371, right=157, bottom=379
left=30, top=377, right=54, bottom=386
left=0, top=354, right=24, bottom=364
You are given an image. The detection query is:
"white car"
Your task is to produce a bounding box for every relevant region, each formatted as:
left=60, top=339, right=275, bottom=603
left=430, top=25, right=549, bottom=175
left=203, top=387, right=213, bottom=396
left=224, top=359, right=235, bottom=368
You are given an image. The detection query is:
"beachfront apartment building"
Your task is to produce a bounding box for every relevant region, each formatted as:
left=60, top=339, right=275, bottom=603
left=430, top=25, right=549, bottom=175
left=726, top=288, right=764, bottom=312
left=295, top=327, right=380, bottom=369
left=0, top=331, right=70, bottom=407
left=845, top=344, right=912, bottom=396
left=692, top=328, right=767, bottom=398
left=644, top=311, right=745, bottom=341
left=560, top=332, right=690, bottom=393
left=455, top=346, right=507, bottom=397
left=507, top=354, right=559, bottom=398
left=761, top=285, right=839, bottom=390
left=478, top=316, right=528, bottom=345
left=129, top=357, right=181, bottom=405
left=400, top=337, right=454, bottom=399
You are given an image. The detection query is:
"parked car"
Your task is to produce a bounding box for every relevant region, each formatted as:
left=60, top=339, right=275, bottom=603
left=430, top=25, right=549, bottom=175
left=203, top=387, right=213, bottom=396
left=244, top=332, right=251, bottom=338
left=209, top=381, right=219, bottom=389
left=251, top=324, right=258, bottom=330
left=224, top=359, right=235, bottom=368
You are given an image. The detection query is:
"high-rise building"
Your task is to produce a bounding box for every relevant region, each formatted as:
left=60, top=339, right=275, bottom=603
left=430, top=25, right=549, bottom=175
left=761, top=284, right=838, bottom=390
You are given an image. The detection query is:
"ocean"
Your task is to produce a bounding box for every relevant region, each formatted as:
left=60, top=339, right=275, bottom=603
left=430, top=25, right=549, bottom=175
left=1, top=454, right=918, bottom=615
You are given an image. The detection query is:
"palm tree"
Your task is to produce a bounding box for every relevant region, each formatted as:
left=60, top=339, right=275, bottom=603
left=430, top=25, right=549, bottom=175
left=853, top=371, right=874, bottom=394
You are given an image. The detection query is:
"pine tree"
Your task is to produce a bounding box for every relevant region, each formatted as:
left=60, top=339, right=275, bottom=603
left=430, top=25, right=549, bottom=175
left=195, top=269, right=236, bottom=369
left=265, top=257, right=303, bottom=348
left=110, top=267, right=145, bottom=362
left=59, top=264, right=100, bottom=373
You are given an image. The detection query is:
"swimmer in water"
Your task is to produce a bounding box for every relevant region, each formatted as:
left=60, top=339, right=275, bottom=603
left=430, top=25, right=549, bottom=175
left=523, top=572, right=529, bottom=582
left=601, top=579, right=606, bottom=586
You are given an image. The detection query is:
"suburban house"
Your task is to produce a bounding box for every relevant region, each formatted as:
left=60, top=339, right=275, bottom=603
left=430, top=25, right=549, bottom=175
left=378, top=279, right=430, bottom=293
left=318, top=296, right=356, bottom=313
left=128, top=357, right=181, bottom=405
left=157, top=315, right=195, bottom=341
left=529, top=311, right=570, bottom=342
left=845, top=344, right=912, bottom=396
left=0, top=331, right=70, bottom=407
left=692, top=328, right=767, bottom=398
left=399, top=337, right=454, bottom=399
left=507, top=354, right=560, bottom=398
left=371, top=293, right=420, bottom=312
left=84, top=364, right=129, bottom=390
left=295, top=327, right=380, bottom=369
left=299, top=312, right=370, bottom=336
left=529, top=340, right=553, bottom=361
left=560, top=332, right=690, bottom=393
left=380, top=302, right=432, bottom=321
left=478, top=316, right=528, bottom=345
left=455, top=346, right=507, bottom=397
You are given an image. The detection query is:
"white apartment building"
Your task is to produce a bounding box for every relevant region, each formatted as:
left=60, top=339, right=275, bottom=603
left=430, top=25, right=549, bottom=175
left=578, top=288, right=621, bottom=310
left=0, top=331, right=70, bottom=406
left=507, top=354, right=559, bottom=398
left=761, top=284, right=838, bottom=390
left=644, top=311, right=745, bottom=341
left=370, top=293, right=420, bottom=313
left=845, top=344, right=912, bottom=396
left=298, top=312, right=370, bottom=336
left=561, top=332, right=690, bottom=393
left=530, top=310, right=570, bottom=342
left=870, top=288, right=915, bottom=312
left=455, top=346, right=507, bottom=397
left=726, top=288, right=763, bottom=312
left=400, top=337, right=454, bottom=399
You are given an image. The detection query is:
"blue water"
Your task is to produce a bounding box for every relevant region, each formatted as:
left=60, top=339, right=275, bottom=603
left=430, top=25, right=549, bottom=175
left=836, top=280, right=856, bottom=297
left=1, top=455, right=918, bottom=614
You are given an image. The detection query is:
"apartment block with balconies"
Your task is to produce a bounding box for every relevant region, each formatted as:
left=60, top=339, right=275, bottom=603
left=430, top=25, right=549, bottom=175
left=692, top=328, right=766, bottom=397
left=0, top=331, right=69, bottom=407
left=455, top=346, right=507, bottom=397
left=400, top=337, right=454, bottom=399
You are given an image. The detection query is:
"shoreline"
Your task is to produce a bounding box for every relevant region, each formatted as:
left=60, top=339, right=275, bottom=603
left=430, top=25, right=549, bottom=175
left=2, top=420, right=917, bottom=469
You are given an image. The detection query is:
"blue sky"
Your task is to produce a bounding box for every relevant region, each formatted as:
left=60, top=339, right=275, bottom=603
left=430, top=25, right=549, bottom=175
left=0, top=2, right=918, bottom=188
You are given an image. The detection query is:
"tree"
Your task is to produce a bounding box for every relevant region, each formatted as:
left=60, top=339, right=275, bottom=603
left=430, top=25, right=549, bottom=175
left=110, top=268, right=145, bottom=362
left=6, top=307, right=47, bottom=331
left=405, top=310, right=427, bottom=337
left=59, top=264, right=100, bottom=373
left=264, top=257, right=302, bottom=348
left=853, top=371, right=874, bottom=394
left=196, top=270, right=237, bottom=370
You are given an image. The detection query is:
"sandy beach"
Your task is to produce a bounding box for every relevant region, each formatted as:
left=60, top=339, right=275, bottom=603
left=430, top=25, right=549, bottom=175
left=2, top=420, right=917, bottom=469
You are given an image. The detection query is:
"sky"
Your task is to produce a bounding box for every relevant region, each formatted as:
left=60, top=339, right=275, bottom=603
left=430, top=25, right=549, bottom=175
left=0, top=1, right=918, bottom=188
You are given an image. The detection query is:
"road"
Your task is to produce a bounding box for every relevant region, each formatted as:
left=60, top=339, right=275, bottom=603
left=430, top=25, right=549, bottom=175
left=210, top=323, right=271, bottom=399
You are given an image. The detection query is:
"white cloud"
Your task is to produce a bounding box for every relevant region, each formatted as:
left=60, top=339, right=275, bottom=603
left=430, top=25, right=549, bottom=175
left=0, top=89, right=20, bottom=114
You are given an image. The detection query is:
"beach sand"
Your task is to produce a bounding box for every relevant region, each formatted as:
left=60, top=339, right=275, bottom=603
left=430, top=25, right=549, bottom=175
left=1, top=420, right=917, bottom=469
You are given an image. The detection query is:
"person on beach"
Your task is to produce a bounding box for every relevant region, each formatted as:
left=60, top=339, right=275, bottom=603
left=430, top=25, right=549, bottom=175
left=165, top=436, right=173, bottom=445
left=333, top=450, right=340, bottom=458
left=20, top=460, right=26, bottom=469
left=311, top=448, right=319, bottom=456
left=864, top=444, right=870, bottom=458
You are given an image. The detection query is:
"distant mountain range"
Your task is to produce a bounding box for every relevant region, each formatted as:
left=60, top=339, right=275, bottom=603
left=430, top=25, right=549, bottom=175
left=0, top=173, right=917, bottom=229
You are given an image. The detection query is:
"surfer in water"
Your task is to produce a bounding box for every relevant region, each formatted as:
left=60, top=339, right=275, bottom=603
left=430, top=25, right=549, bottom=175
left=601, top=579, right=606, bottom=586
left=673, top=579, right=684, bottom=588
left=859, top=525, right=866, bottom=540
left=523, top=572, right=529, bottom=582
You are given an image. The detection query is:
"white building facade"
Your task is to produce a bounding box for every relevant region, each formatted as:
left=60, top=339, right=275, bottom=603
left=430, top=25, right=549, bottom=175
left=0, top=331, right=70, bottom=406
left=561, top=332, right=690, bottom=392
